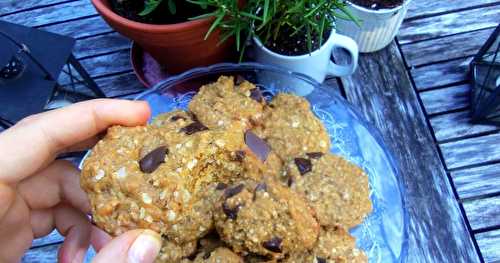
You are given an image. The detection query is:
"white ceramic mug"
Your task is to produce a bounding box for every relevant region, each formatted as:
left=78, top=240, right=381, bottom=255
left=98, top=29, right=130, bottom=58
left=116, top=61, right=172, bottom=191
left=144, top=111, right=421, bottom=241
left=252, top=29, right=359, bottom=84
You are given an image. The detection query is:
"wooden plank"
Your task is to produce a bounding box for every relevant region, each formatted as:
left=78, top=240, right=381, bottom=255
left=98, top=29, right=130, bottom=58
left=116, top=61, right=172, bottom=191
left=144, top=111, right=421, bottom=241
left=1, top=0, right=96, bottom=27
left=92, top=71, right=145, bottom=98
left=419, top=84, right=470, bottom=115
left=74, top=32, right=130, bottom=59
left=60, top=71, right=145, bottom=98
left=398, top=5, right=500, bottom=44
left=406, top=0, right=500, bottom=20
left=80, top=49, right=131, bottom=78
left=440, top=132, right=500, bottom=170
left=39, top=15, right=113, bottom=39
left=22, top=244, right=60, bottom=262
left=476, top=229, right=500, bottom=263
left=401, top=27, right=495, bottom=67
left=31, top=231, right=63, bottom=248
left=451, top=162, right=500, bottom=199
left=463, top=195, right=500, bottom=230
left=0, top=0, right=70, bottom=16
left=411, top=57, right=472, bottom=90
left=334, top=42, right=479, bottom=262
left=23, top=244, right=95, bottom=263
left=430, top=110, right=500, bottom=142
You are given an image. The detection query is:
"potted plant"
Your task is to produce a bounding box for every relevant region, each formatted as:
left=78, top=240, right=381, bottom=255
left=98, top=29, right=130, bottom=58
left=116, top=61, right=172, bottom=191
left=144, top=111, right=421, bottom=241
left=191, top=0, right=359, bottom=85
left=335, top=0, right=412, bottom=53
left=91, top=0, right=234, bottom=73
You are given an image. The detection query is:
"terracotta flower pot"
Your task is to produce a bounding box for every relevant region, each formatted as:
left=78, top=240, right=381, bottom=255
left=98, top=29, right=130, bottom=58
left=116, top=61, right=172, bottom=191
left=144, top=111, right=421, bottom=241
left=91, top=0, right=233, bottom=73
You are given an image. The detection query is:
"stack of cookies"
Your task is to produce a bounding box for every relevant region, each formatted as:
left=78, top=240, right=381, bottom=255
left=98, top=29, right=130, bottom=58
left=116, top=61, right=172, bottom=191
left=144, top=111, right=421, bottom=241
left=81, top=76, right=372, bottom=262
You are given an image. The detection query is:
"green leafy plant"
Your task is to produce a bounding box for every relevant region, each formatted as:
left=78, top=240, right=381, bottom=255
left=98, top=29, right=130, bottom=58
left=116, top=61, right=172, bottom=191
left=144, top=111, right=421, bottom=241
left=188, top=0, right=358, bottom=59
left=140, top=0, right=177, bottom=15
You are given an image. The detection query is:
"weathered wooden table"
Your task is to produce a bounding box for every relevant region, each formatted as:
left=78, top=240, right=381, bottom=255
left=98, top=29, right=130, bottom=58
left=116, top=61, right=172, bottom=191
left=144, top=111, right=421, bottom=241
left=1, top=1, right=499, bottom=262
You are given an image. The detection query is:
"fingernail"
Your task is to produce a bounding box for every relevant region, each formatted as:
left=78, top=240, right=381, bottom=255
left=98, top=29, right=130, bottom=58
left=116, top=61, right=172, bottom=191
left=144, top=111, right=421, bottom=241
left=128, top=230, right=162, bottom=263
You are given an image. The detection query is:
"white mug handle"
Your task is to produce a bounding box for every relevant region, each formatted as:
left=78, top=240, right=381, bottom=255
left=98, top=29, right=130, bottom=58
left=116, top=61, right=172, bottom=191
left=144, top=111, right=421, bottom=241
left=327, top=33, right=359, bottom=77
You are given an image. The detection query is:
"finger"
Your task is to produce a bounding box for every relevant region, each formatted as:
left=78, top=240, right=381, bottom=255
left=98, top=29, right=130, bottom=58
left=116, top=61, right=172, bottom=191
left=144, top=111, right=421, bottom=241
left=0, top=99, right=151, bottom=183
left=92, top=230, right=161, bottom=263
left=90, top=225, right=112, bottom=252
left=0, top=192, right=33, bottom=263
left=55, top=204, right=92, bottom=263
left=30, top=208, right=55, bottom=238
left=0, top=182, right=15, bottom=221
left=63, top=133, right=104, bottom=153
left=18, top=160, right=91, bottom=213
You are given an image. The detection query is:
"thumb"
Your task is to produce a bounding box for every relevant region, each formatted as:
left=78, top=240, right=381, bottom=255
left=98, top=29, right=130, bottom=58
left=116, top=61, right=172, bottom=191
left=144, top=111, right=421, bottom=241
left=92, top=229, right=162, bottom=263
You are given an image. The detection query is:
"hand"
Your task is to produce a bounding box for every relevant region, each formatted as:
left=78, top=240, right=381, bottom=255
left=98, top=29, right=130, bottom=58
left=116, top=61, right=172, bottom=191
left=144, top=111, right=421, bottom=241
left=0, top=99, right=162, bottom=263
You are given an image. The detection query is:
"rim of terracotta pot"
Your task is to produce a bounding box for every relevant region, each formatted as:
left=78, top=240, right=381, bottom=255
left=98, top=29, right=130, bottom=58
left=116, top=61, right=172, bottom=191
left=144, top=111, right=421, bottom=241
left=252, top=29, right=336, bottom=60
left=91, top=0, right=213, bottom=32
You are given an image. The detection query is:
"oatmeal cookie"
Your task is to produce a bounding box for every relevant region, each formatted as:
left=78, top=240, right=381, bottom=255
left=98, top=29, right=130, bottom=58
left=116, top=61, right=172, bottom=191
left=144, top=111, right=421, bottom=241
left=156, top=239, right=197, bottom=262
left=138, top=110, right=204, bottom=159
left=176, top=232, right=243, bottom=263
left=251, top=93, right=331, bottom=160
left=81, top=118, right=264, bottom=251
left=188, top=76, right=266, bottom=131
left=285, top=227, right=367, bottom=263
left=196, top=247, right=242, bottom=263
left=214, top=180, right=319, bottom=258
left=283, top=152, right=372, bottom=228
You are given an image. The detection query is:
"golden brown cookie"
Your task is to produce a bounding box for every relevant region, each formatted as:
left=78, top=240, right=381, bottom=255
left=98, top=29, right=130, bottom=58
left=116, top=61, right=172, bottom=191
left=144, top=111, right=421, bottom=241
left=214, top=180, right=319, bottom=258
left=190, top=247, right=243, bottom=263
left=188, top=76, right=266, bottom=131
left=81, top=116, right=264, bottom=256
left=156, top=239, right=197, bottom=263
left=138, top=110, right=211, bottom=160
left=285, top=227, right=367, bottom=263
left=284, top=153, right=372, bottom=228
left=179, top=232, right=243, bottom=263
left=251, top=93, right=331, bottom=160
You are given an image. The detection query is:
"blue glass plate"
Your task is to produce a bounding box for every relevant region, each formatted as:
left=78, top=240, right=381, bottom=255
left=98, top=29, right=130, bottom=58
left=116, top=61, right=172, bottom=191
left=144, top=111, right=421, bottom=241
left=131, top=63, right=408, bottom=262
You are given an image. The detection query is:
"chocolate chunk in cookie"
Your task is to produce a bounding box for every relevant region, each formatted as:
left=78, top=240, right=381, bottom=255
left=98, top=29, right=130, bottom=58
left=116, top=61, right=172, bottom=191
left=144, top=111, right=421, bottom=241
left=294, top=158, right=312, bottom=176
left=307, top=152, right=324, bottom=159
left=139, top=146, right=168, bottom=173
left=245, top=131, right=270, bottom=162
left=262, top=237, right=283, bottom=253
left=181, top=121, right=208, bottom=135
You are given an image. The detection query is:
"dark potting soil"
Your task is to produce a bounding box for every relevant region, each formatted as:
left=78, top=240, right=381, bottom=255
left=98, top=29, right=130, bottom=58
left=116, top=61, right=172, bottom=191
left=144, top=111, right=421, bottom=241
left=349, top=0, right=403, bottom=10
left=263, top=26, right=332, bottom=56
left=109, top=0, right=208, bottom=24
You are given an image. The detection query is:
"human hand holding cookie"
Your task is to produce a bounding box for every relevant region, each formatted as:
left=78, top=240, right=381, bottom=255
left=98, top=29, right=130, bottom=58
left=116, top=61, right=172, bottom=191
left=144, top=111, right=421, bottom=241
left=0, top=99, right=162, bottom=263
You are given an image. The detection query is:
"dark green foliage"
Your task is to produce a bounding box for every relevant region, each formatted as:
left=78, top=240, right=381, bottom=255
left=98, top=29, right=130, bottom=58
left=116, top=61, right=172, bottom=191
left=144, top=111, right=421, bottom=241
left=188, top=0, right=358, bottom=58
left=140, top=0, right=179, bottom=15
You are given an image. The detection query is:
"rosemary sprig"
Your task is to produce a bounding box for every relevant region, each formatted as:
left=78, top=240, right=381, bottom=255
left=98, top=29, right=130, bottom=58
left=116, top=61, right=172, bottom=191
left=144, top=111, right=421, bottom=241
left=188, top=0, right=356, bottom=58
